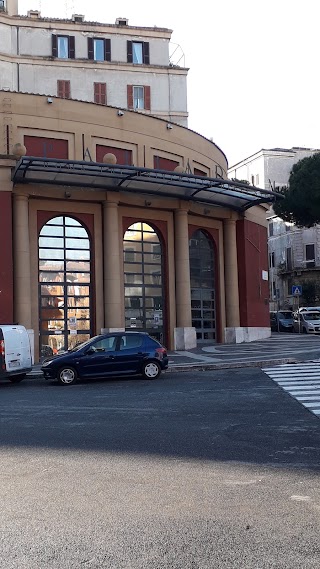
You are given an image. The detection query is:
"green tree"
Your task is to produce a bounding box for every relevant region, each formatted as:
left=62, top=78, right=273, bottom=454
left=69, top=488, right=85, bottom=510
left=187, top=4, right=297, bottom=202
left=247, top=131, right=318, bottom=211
left=301, top=280, right=320, bottom=305
left=273, top=153, right=320, bottom=227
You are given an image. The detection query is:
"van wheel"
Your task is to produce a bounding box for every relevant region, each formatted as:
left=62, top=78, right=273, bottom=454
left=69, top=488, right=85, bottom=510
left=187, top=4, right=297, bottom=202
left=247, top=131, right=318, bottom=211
left=142, top=361, right=161, bottom=380
left=58, top=367, right=78, bottom=385
left=9, top=374, right=26, bottom=383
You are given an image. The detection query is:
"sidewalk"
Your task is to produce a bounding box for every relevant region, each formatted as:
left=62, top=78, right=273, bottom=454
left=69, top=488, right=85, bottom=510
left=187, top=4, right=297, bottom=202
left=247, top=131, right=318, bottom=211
left=27, top=333, right=320, bottom=378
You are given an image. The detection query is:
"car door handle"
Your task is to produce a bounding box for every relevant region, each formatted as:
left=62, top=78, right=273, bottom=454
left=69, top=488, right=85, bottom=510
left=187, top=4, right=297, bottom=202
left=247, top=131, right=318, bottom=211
left=108, top=355, right=115, bottom=360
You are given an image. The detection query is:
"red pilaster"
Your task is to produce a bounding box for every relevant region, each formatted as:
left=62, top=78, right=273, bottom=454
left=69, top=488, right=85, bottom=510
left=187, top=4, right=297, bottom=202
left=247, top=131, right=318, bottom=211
left=237, top=219, right=269, bottom=327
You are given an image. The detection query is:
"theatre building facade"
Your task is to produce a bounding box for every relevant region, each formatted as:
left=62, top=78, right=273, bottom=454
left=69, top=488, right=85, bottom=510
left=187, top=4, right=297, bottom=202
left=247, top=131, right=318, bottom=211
left=0, top=92, right=276, bottom=361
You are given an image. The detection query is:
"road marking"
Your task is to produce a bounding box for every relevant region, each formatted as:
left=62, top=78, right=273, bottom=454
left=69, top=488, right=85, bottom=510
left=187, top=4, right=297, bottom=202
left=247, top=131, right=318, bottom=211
left=263, top=362, right=320, bottom=418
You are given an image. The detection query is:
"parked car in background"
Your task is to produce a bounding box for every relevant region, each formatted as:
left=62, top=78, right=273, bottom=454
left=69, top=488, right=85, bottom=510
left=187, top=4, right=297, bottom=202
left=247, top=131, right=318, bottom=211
left=0, top=325, right=32, bottom=383
left=293, top=310, right=320, bottom=334
left=270, top=311, right=293, bottom=332
left=41, top=331, right=169, bottom=385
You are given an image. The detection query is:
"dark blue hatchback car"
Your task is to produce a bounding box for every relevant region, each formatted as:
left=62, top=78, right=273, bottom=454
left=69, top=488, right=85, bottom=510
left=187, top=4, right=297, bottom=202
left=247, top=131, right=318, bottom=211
left=41, top=332, right=169, bottom=385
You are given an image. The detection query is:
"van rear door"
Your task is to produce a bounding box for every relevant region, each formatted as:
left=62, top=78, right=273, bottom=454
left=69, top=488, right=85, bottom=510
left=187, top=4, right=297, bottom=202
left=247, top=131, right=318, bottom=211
left=2, top=326, right=32, bottom=372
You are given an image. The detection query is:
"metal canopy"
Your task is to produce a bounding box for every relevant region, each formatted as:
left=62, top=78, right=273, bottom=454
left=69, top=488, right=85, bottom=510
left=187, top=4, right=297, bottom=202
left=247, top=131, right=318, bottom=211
left=12, top=157, right=280, bottom=212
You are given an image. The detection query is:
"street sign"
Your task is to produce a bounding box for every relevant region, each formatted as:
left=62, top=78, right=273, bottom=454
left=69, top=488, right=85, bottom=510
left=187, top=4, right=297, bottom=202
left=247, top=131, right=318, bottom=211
left=292, top=285, right=302, bottom=296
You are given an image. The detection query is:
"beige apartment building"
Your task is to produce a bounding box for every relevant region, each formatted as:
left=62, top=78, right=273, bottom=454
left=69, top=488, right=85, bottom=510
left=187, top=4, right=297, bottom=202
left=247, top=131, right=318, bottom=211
left=0, top=0, right=188, bottom=126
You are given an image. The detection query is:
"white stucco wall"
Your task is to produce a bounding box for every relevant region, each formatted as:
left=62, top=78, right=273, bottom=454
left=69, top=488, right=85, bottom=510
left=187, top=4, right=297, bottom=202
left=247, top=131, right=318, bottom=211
left=17, top=64, right=187, bottom=119
left=0, top=60, right=16, bottom=90
left=0, top=21, right=17, bottom=55
left=17, top=27, right=170, bottom=65
left=0, top=16, right=186, bottom=120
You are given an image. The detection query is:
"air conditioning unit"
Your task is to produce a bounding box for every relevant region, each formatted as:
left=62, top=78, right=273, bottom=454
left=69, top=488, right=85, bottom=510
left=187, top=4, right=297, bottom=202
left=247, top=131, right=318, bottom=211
left=72, top=14, right=85, bottom=23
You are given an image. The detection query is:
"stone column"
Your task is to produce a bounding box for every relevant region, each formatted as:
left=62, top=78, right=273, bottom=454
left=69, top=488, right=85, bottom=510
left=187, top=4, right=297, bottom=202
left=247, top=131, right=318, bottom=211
left=174, top=208, right=196, bottom=350
left=13, top=194, right=32, bottom=329
left=223, top=218, right=240, bottom=342
left=102, top=200, right=124, bottom=332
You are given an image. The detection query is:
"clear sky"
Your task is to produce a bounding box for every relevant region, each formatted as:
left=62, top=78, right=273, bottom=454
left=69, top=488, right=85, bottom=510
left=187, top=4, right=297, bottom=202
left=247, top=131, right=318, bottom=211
left=18, top=0, right=320, bottom=167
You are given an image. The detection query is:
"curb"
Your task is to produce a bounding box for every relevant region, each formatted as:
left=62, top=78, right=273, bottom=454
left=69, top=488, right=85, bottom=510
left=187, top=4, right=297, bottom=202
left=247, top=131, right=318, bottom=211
left=166, top=357, right=298, bottom=373
left=26, top=357, right=299, bottom=379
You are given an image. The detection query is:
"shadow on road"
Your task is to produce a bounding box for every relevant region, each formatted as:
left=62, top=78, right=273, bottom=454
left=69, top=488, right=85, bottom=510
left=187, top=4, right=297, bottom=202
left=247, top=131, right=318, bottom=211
left=1, top=369, right=320, bottom=471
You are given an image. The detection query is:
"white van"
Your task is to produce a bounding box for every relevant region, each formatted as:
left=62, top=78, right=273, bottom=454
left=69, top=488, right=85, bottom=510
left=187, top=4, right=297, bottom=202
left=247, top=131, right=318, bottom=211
left=0, top=325, right=32, bottom=383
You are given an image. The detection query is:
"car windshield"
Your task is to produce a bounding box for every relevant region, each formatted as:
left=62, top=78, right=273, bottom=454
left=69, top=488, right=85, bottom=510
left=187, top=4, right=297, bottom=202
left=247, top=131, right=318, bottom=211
left=278, top=312, right=292, bottom=319
left=303, top=313, right=320, bottom=321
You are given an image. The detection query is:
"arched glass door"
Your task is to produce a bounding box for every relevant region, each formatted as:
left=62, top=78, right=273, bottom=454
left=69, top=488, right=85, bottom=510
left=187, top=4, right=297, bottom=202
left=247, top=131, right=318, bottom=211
left=123, top=222, right=164, bottom=343
left=189, top=229, right=216, bottom=343
left=39, top=216, right=92, bottom=359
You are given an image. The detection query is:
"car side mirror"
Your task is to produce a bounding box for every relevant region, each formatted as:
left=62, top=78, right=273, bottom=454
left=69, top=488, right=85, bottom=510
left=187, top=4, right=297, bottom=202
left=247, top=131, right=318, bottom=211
left=86, top=346, right=96, bottom=354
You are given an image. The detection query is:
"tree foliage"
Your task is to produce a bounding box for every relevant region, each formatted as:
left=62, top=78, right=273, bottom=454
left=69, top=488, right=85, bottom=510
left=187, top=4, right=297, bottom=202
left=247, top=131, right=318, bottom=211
left=273, top=152, right=320, bottom=227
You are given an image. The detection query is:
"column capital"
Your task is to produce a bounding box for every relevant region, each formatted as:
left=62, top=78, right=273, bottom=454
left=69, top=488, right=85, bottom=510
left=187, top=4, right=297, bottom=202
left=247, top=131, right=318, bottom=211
left=13, top=192, right=29, bottom=201
left=104, top=193, right=119, bottom=206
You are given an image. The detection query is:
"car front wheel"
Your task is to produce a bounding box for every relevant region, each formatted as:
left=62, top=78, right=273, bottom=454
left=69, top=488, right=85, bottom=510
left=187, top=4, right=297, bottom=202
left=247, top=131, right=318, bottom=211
left=58, top=366, right=78, bottom=385
left=142, top=360, right=161, bottom=380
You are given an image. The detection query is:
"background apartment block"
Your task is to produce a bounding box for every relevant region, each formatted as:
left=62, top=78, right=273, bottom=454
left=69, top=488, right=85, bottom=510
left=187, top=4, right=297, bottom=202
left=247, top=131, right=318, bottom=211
left=0, top=0, right=188, bottom=126
left=228, top=147, right=320, bottom=309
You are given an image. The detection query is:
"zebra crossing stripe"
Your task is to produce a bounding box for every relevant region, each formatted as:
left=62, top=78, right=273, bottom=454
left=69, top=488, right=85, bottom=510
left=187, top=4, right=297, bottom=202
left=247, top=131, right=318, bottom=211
left=262, top=363, right=320, bottom=418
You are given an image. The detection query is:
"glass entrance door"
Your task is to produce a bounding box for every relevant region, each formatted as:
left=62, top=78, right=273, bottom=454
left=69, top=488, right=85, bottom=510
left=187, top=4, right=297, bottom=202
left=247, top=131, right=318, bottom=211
left=39, top=216, right=92, bottom=359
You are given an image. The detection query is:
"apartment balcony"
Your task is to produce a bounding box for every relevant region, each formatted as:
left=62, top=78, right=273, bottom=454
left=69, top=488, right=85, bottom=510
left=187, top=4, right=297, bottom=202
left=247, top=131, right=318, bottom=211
left=277, top=262, right=318, bottom=276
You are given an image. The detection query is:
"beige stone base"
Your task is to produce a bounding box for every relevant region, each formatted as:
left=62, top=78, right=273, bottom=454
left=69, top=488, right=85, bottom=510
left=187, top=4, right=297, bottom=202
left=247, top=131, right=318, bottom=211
left=174, top=327, right=197, bottom=350
left=224, top=327, right=271, bottom=344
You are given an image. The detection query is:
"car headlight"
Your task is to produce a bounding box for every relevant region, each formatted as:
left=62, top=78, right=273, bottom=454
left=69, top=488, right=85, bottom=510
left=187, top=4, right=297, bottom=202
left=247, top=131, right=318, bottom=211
left=42, top=359, right=53, bottom=367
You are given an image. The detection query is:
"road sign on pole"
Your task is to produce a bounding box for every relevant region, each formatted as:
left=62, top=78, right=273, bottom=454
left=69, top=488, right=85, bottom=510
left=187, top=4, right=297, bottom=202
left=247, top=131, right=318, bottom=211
left=292, top=285, right=302, bottom=296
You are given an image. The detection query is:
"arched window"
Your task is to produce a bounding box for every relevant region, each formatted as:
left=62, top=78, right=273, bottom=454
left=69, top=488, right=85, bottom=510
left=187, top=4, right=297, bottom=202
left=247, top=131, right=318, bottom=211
left=38, top=216, right=92, bottom=358
left=189, top=229, right=216, bottom=342
left=123, top=222, right=164, bottom=343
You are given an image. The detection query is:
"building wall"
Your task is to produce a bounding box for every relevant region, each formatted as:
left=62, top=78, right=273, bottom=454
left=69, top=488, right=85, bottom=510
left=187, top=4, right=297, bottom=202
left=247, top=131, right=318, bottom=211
left=0, top=93, right=271, bottom=358
left=18, top=27, right=170, bottom=65
left=229, top=147, right=320, bottom=310
left=237, top=218, right=269, bottom=327
left=0, top=92, right=227, bottom=175
left=0, top=12, right=188, bottom=125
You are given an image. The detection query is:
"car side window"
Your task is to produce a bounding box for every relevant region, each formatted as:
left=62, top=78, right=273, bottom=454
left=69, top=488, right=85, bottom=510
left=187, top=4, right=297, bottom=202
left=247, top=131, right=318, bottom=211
left=119, top=335, right=143, bottom=351
left=91, top=337, right=117, bottom=352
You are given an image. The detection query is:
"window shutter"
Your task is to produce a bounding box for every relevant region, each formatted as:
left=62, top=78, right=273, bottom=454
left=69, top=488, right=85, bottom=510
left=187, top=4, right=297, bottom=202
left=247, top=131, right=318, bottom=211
left=127, top=85, right=133, bottom=109
left=69, top=36, right=75, bottom=59
left=57, top=80, right=70, bottom=99
left=94, top=82, right=99, bottom=102
left=88, top=37, right=94, bottom=60
left=57, top=80, right=63, bottom=98
left=101, top=82, right=107, bottom=105
left=144, top=86, right=151, bottom=110
left=143, top=42, right=150, bottom=64
left=105, top=38, right=111, bottom=61
left=52, top=34, right=58, bottom=57
left=65, top=80, right=70, bottom=99
left=94, top=83, right=107, bottom=105
left=127, top=40, right=133, bottom=63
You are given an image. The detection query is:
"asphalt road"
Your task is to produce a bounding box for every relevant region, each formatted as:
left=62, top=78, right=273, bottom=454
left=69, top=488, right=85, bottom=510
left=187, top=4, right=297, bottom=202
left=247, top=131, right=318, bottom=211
left=1, top=370, right=320, bottom=568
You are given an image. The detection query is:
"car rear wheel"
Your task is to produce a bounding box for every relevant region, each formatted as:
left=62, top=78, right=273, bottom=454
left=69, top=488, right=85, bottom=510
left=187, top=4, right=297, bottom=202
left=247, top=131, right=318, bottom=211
left=9, top=373, right=26, bottom=383
left=58, top=366, right=78, bottom=385
left=142, top=361, right=161, bottom=380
